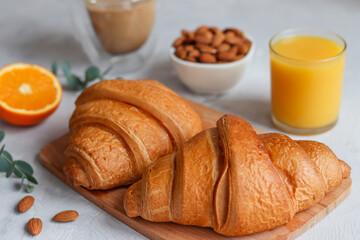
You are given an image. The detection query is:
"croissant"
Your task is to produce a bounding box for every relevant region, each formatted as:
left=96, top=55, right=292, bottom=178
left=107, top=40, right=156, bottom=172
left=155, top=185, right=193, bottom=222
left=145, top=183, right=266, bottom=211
left=124, top=114, right=350, bottom=236
left=63, top=79, right=202, bottom=190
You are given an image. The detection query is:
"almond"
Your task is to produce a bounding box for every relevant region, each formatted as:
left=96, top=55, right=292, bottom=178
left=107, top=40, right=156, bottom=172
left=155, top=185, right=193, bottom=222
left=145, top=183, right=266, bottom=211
left=175, top=47, right=187, bottom=60
left=188, top=49, right=200, bottom=57
left=217, top=51, right=235, bottom=61
left=195, top=25, right=209, bottom=35
left=27, top=218, right=42, bottom=236
left=230, top=45, right=239, bottom=53
left=225, top=28, right=245, bottom=39
left=184, top=44, right=194, bottom=51
left=197, top=44, right=217, bottom=54
left=234, top=37, right=244, bottom=45
left=244, top=38, right=252, bottom=49
left=172, top=36, right=185, bottom=47
left=182, top=30, right=195, bottom=43
left=224, top=31, right=236, bottom=44
left=18, top=196, right=34, bottom=213
left=176, top=45, right=184, bottom=51
left=199, top=53, right=217, bottom=63
left=217, top=46, right=238, bottom=61
left=186, top=56, right=198, bottom=62
left=209, top=27, right=222, bottom=34
left=53, top=210, right=79, bottom=222
left=238, top=43, right=250, bottom=55
left=233, top=54, right=245, bottom=61
left=217, top=43, right=231, bottom=53
left=184, top=31, right=195, bottom=43
left=195, top=30, right=213, bottom=44
left=181, top=29, right=189, bottom=36
left=172, top=26, right=251, bottom=64
left=225, top=32, right=242, bottom=45
left=211, top=32, right=225, bottom=47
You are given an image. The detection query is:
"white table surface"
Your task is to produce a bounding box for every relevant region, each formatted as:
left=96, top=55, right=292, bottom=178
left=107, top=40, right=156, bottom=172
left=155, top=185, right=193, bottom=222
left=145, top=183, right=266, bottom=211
left=1, top=0, right=359, bottom=239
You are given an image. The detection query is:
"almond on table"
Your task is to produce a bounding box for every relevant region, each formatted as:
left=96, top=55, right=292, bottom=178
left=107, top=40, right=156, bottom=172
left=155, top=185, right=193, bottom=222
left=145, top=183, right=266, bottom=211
left=53, top=210, right=79, bottom=222
left=27, top=218, right=42, bottom=236
left=18, top=196, right=35, bottom=213
left=172, top=25, right=252, bottom=64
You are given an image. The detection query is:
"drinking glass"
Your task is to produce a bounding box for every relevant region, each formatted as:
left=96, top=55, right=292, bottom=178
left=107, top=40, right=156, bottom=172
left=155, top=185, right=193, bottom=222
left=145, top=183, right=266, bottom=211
left=68, top=0, right=157, bottom=74
left=269, top=28, right=346, bottom=134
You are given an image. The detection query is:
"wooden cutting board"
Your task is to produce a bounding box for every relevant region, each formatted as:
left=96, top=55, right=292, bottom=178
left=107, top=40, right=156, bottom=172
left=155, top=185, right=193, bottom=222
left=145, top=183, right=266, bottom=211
left=40, top=100, right=352, bottom=240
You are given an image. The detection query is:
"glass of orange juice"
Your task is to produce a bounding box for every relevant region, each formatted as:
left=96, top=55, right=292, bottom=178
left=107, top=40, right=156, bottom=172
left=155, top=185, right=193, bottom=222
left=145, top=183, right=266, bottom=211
left=269, top=28, right=346, bottom=134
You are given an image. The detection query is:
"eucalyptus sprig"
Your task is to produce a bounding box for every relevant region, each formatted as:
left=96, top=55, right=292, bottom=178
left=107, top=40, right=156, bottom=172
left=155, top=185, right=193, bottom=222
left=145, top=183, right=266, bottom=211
left=51, top=60, right=113, bottom=91
left=0, top=131, right=38, bottom=193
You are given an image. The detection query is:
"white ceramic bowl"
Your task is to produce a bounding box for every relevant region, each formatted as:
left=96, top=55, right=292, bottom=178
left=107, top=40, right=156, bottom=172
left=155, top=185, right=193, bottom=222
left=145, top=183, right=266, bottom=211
left=170, top=35, right=255, bottom=94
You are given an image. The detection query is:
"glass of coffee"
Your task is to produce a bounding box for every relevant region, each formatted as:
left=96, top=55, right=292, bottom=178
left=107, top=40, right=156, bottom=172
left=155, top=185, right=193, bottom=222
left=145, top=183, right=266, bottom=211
left=69, top=0, right=157, bottom=73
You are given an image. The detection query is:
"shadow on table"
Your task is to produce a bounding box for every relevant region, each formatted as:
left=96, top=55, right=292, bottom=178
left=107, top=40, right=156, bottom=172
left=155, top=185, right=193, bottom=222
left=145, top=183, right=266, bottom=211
left=211, top=97, right=275, bottom=131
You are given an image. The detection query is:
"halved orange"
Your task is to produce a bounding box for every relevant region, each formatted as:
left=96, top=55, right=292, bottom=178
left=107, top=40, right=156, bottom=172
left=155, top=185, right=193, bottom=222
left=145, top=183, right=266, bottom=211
left=0, top=63, right=62, bottom=126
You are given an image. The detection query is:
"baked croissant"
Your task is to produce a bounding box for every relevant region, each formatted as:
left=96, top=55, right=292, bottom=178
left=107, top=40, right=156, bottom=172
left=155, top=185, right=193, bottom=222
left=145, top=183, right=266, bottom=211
left=124, top=114, right=350, bottom=236
left=63, top=79, right=202, bottom=190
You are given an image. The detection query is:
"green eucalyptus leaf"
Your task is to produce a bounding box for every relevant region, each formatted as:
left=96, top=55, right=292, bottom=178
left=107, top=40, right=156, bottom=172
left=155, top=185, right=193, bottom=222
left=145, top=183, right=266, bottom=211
left=62, top=61, right=71, bottom=77
left=0, top=131, right=4, bottom=143
left=21, top=176, right=25, bottom=186
left=1, top=150, right=13, bottom=161
left=0, top=145, right=5, bottom=156
left=25, top=174, right=38, bottom=185
left=0, top=146, right=10, bottom=172
left=14, top=160, right=34, bottom=177
left=0, top=130, right=38, bottom=189
left=0, top=154, right=11, bottom=172
left=66, top=74, right=85, bottom=91
left=26, top=184, right=34, bottom=193
left=6, top=162, right=15, bottom=177
left=85, top=66, right=100, bottom=82
left=51, top=60, right=58, bottom=75
left=99, top=65, right=113, bottom=80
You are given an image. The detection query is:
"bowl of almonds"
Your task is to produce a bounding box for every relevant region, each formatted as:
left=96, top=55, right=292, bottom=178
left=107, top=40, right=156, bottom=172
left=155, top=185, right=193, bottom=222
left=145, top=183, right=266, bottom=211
left=170, top=25, right=255, bottom=94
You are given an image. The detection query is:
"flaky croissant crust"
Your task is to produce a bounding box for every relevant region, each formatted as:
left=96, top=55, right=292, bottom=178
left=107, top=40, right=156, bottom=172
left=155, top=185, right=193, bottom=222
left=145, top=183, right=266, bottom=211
left=124, top=114, right=351, bottom=236
left=64, top=79, right=202, bottom=189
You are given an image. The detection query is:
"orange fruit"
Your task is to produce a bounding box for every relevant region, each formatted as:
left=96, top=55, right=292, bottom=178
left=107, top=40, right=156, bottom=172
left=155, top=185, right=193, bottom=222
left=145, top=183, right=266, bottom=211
left=0, top=63, right=62, bottom=126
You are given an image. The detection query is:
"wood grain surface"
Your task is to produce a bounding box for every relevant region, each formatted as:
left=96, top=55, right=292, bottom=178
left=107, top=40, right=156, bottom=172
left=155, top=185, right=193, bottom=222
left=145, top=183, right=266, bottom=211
left=40, top=99, right=352, bottom=240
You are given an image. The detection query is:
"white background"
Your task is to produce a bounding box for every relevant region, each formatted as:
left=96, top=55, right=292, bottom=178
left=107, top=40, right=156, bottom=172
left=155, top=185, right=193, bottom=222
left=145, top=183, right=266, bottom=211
left=0, top=0, right=359, bottom=239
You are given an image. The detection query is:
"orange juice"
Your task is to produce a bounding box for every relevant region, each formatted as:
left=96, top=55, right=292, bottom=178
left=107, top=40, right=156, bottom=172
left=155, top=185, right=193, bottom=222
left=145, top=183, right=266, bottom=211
left=270, top=33, right=346, bottom=134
